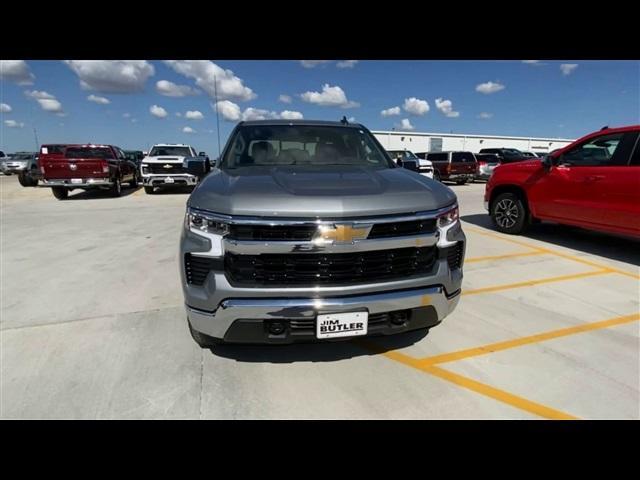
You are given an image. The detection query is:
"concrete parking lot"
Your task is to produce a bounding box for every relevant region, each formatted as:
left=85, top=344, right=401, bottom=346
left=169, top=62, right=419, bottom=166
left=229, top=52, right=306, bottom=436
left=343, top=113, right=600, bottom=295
left=1, top=175, right=638, bottom=419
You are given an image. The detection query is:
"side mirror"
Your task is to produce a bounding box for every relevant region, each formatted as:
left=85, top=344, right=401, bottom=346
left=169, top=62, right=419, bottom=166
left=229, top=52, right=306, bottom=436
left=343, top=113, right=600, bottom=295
left=541, top=155, right=553, bottom=170
left=198, top=151, right=206, bottom=157
left=396, top=158, right=403, bottom=167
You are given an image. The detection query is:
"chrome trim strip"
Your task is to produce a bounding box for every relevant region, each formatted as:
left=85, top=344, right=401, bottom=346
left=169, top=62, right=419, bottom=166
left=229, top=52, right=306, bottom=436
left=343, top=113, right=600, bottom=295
left=187, top=203, right=457, bottom=226
left=224, top=233, right=438, bottom=254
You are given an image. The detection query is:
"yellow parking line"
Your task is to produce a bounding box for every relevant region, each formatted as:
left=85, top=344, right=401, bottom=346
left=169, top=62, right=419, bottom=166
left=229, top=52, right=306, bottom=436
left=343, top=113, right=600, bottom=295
left=465, top=226, right=639, bottom=279
left=465, top=251, right=546, bottom=263
left=358, top=342, right=578, bottom=419
left=418, top=313, right=640, bottom=366
left=462, top=269, right=613, bottom=296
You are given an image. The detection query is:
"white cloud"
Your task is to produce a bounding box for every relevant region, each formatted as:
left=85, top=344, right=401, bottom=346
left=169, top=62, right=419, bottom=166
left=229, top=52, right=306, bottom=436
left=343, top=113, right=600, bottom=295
left=64, top=60, right=155, bottom=93
left=25, top=90, right=64, bottom=114
left=279, top=94, right=292, bottom=104
left=164, top=60, right=255, bottom=102
left=336, top=60, right=358, bottom=68
left=477, top=112, right=493, bottom=119
left=0, top=60, right=35, bottom=85
left=156, top=79, right=200, bottom=97
left=1, top=103, right=12, bottom=113
left=242, top=107, right=276, bottom=121
left=149, top=104, right=168, bottom=118
left=4, top=119, right=25, bottom=128
left=300, top=60, right=331, bottom=68
left=87, top=94, right=110, bottom=104
left=347, top=117, right=356, bottom=122
left=395, top=118, right=415, bottom=131
left=435, top=98, right=460, bottom=118
left=185, top=110, right=204, bottom=120
left=213, top=100, right=242, bottom=122
left=279, top=110, right=304, bottom=120
left=475, top=81, right=505, bottom=94
left=560, top=63, right=578, bottom=76
left=300, top=84, right=359, bottom=108
left=182, top=126, right=196, bottom=133
left=403, top=97, right=429, bottom=116
left=381, top=106, right=401, bottom=117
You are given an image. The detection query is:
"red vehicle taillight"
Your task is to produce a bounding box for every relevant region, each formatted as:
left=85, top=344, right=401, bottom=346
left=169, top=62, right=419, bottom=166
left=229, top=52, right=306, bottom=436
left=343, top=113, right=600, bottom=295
left=478, top=161, right=487, bottom=167
left=40, top=166, right=45, bottom=174
left=102, top=161, right=109, bottom=174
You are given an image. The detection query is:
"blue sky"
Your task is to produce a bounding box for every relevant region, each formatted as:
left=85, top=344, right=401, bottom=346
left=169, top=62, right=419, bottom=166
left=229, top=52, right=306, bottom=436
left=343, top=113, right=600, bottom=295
left=1, top=60, right=638, bottom=155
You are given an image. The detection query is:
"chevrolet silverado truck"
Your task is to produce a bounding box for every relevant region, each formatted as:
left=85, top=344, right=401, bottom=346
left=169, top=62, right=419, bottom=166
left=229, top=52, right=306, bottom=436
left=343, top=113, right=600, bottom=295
left=140, top=143, right=210, bottom=194
left=40, top=144, right=138, bottom=200
left=180, top=120, right=465, bottom=346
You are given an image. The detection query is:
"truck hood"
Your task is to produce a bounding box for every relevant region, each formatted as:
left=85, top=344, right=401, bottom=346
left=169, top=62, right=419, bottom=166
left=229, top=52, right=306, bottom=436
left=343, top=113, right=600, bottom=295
left=188, top=165, right=457, bottom=218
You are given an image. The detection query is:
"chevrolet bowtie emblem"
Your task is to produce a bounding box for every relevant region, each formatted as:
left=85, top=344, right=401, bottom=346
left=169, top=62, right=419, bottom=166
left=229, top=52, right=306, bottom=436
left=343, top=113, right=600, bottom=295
left=163, top=164, right=173, bottom=169
left=313, top=224, right=372, bottom=245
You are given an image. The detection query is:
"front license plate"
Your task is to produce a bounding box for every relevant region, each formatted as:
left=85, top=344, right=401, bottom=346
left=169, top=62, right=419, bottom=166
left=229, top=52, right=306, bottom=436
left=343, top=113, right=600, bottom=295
left=71, top=178, right=82, bottom=184
left=164, top=177, right=175, bottom=184
left=316, top=311, right=368, bottom=339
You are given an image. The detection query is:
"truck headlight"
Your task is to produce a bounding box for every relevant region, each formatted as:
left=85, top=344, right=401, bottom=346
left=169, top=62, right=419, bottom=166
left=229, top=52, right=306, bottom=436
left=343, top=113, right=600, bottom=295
left=436, top=204, right=460, bottom=248
left=185, top=208, right=230, bottom=236
left=437, top=205, right=459, bottom=228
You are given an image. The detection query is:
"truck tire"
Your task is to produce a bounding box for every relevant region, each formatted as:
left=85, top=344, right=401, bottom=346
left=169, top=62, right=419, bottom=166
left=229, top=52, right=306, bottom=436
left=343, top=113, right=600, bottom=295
left=109, top=177, right=122, bottom=197
left=130, top=174, right=138, bottom=188
left=491, top=192, right=529, bottom=234
left=188, top=322, right=222, bottom=348
left=18, top=172, right=32, bottom=187
left=456, top=179, right=467, bottom=185
left=144, top=186, right=155, bottom=194
left=52, top=187, right=68, bottom=200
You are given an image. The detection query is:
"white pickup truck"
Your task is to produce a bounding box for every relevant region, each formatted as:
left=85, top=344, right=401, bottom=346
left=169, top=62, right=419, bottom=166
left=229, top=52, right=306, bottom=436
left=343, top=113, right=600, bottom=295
left=141, top=143, right=211, bottom=194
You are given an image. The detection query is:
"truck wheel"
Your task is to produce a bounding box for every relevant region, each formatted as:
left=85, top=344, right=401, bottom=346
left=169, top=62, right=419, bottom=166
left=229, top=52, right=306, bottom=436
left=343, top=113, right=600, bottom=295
left=130, top=174, right=138, bottom=188
left=144, top=186, right=155, bottom=194
left=491, top=192, right=529, bottom=234
left=456, top=179, right=467, bottom=185
left=18, top=172, right=31, bottom=187
left=188, top=322, right=222, bottom=348
left=52, top=187, right=68, bottom=200
left=110, top=177, right=122, bottom=197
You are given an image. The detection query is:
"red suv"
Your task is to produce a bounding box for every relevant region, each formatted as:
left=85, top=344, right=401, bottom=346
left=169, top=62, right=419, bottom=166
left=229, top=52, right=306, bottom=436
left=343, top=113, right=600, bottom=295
left=485, top=125, right=640, bottom=238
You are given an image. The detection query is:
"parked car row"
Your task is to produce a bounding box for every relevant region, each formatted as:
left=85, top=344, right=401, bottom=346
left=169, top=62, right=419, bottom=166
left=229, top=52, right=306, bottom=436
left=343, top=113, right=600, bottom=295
left=25, top=143, right=211, bottom=200
left=389, top=147, right=550, bottom=184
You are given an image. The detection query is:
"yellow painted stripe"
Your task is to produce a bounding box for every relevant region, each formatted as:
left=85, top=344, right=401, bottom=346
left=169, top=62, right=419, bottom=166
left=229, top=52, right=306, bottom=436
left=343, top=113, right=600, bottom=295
left=465, top=251, right=545, bottom=263
left=462, top=269, right=613, bottom=296
left=419, top=313, right=640, bottom=366
left=357, top=341, right=578, bottom=420
left=465, top=226, right=640, bottom=279
left=423, top=365, right=579, bottom=420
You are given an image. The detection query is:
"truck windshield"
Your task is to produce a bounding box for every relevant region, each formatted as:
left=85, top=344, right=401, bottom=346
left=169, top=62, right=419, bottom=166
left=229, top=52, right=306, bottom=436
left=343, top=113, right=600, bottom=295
left=221, top=125, right=393, bottom=170
left=149, top=146, right=192, bottom=157
left=65, top=147, right=114, bottom=159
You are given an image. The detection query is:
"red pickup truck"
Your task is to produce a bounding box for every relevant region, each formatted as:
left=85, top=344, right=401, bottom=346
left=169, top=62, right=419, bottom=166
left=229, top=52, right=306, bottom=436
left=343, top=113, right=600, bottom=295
left=40, top=144, right=138, bottom=200
left=485, top=125, right=640, bottom=238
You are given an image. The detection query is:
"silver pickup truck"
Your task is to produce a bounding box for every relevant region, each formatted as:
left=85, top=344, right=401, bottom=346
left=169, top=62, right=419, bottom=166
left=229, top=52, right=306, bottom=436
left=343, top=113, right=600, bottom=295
left=180, top=120, right=465, bottom=346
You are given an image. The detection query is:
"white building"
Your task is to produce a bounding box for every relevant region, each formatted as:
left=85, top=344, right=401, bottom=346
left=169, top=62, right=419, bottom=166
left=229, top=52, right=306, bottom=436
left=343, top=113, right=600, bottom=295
left=373, top=130, right=574, bottom=155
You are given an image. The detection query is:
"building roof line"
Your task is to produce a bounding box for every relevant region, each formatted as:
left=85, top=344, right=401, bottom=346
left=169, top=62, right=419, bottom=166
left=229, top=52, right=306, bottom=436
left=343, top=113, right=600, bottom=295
left=372, top=130, right=575, bottom=142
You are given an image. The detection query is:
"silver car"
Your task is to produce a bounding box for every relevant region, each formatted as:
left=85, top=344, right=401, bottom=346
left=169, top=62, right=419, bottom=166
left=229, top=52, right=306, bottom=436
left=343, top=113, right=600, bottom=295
left=180, top=120, right=466, bottom=346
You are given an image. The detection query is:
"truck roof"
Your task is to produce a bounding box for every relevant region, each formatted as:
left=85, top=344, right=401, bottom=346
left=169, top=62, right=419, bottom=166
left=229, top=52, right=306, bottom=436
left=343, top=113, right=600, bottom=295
left=151, top=143, right=192, bottom=147
left=239, top=119, right=364, bottom=128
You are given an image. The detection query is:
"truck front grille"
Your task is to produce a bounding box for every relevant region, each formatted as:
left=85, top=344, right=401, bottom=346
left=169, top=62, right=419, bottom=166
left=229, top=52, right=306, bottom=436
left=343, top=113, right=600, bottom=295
left=225, top=246, right=437, bottom=286
left=227, top=219, right=437, bottom=241
left=146, top=163, right=187, bottom=175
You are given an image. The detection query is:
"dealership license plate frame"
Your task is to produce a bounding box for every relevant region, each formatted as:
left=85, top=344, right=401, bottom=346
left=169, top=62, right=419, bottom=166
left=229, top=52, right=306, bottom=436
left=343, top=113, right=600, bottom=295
left=316, top=311, right=368, bottom=339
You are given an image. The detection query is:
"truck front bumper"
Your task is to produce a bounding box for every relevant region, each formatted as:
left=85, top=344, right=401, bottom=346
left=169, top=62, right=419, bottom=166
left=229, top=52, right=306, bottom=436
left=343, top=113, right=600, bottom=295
left=143, top=174, right=198, bottom=187
left=186, top=285, right=460, bottom=344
